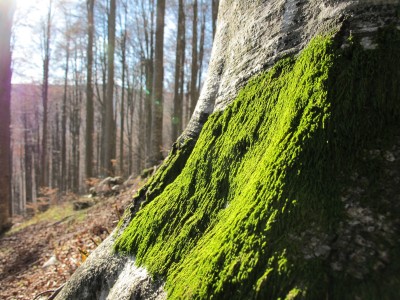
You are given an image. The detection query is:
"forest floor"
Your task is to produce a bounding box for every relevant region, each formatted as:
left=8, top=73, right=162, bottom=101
left=0, top=177, right=145, bottom=300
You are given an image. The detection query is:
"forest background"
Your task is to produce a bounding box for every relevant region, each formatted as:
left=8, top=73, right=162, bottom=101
left=8, top=0, right=218, bottom=216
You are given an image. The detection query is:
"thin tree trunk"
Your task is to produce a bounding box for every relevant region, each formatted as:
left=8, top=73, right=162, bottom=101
left=149, top=0, right=166, bottom=166
left=142, top=0, right=155, bottom=167
left=126, top=69, right=133, bottom=175
left=61, top=36, right=70, bottom=192
left=99, top=15, right=108, bottom=174
left=119, top=27, right=127, bottom=176
left=51, top=108, right=60, bottom=190
left=190, top=0, right=198, bottom=117
left=184, top=80, right=191, bottom=127
left=86, top=0, right=95, bottom=180
left=145, top=58, right=153, bottom=166
left=70, top=48, right=82, bottom=193
left=137, top=65, right=145, bottom=174
left=172, top=0, right=185, bottom=142
left=197, top=11, right=205, bottom=94
left=103, top=0, right=117, bottom=176
left=23, top=114, right=32, bottom=208
left=41, top=0, right=52, bottom=188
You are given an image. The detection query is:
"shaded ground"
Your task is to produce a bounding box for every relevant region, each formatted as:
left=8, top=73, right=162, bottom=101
left=0, top=179, right=144, bottom=300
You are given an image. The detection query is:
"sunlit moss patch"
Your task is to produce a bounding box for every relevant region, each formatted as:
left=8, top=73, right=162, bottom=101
left=116, top=28, right=400, bottom=299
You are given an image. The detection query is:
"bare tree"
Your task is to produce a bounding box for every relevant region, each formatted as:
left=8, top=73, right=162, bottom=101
left=118, top=0, right=128, bottom=176
left=172, top=0, right=186, bottom=142
left=197, top=6, right=205, bottom=99
left=86, top=0, right=95, bottom=180
left=40, top=0, right=53, bottom=188
left=189, top=0, right=198, bottom=116
left=102, top=0, right=117, bottom=176
left=70, top=36, right=84, bottom=192
left=149, top=0, right=166, bottom=166
left=0, top=0, right=14, bottom=231
left=139, top=0, right=156, bottom=167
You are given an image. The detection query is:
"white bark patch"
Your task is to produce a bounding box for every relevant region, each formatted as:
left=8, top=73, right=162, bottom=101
left=106, top=257, right=166, bottom=300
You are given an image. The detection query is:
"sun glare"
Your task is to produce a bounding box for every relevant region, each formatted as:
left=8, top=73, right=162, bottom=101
left=16, top=0, right=50, bottom=16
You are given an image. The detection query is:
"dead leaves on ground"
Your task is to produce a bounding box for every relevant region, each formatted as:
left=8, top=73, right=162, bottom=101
left=0, top=184, right=139, bottom=300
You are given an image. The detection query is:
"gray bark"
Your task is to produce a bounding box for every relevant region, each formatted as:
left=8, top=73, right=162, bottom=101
left=0, top=0, right=14, bottom=232
left=181, top=0, right=400, bottom=141
left=189, top=0, right=199, bottom=117
left=55, top=230, right=166, bottom=299
left=86, top=0, right=95, bottom=180
left=102, top=0, right=117, bottom=176
left=171, top=0, right=186, bottom=142
left=148, top=0, right=166, bottom=166
left=40, top=0, right=52, bottom=187
left=119, top=29, right=127, bottom=176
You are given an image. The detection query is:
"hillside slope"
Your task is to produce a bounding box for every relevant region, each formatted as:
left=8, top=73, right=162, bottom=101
left=0, top=181, right=143, bottom=300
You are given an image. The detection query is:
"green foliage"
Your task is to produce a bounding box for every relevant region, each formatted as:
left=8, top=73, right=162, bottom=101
left=115, top=28, right=400, bottom=299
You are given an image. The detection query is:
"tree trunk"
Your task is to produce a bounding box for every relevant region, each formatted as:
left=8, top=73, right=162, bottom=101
left=55, top=1, right=400, bottom=299
left=197, top=11, right=205, bottom=96
left=119, top=27, right=127, bottom=176
left=211, top=0, right=219, bottom=39
left=126, top=75, right=133, bottom=175
left=85, top=0, right=95, bottom=180
left=51, top=108, right=60, bottom=190
left=0, top=0, right=14, bottom=232
left=40, top=0, right=52, bottom=188
left=22, top=114, right=32, bottom=211
left=102, top=0, right=117, bottom=176
left=142, top=0, right=155, bottom=167
left=189, top=0, right=198, bottom=117
left=71, top=50, right=82, bottom=192
left=144, top=58, right=153, bottom=167
left=137, top=67, right=145, bottom=174
left=148, top=0, right=166, bottom=166
left=171, top=0, right=185, bottom=142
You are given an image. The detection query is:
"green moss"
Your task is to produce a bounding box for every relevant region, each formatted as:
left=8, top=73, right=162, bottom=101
left=115, top=28, right=400, bottom=299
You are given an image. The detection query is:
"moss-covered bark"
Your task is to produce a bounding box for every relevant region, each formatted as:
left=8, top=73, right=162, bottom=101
left=116, top=28, right=400, bottom=299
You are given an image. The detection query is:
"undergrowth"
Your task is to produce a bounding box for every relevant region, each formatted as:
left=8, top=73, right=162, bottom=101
left=115, top=28, right=400, bottom=299
left=7, top=202, right=82, bottom=235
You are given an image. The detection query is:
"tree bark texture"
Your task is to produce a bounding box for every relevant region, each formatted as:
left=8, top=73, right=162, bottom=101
left=119, top=39, right=126, bottom=176
left=197, top=11, right=205, bottom=96
left=61, top=37, right=69, bottom=192
left=189, top=0, right=198, bottom=117
left=172, top=0, right=186, bottom=142
left=141, top=0, right=155, bottom=167
left=149, top=0, right=166, bottom=166
left=102, top=0, right=117, bottom=176
left=40, top=0, right=52, bottom=188
left=0, top=0, right=14, bottom=232
left=85, top=0, right=95, bottom=180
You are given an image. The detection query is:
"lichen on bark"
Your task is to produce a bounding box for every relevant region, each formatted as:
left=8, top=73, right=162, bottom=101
left=115, top=27, right=400, bottom=299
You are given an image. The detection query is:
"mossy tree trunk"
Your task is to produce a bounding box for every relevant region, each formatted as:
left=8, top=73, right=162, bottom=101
left=56, top=1, right=400, bottom=299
